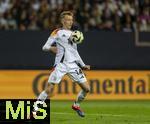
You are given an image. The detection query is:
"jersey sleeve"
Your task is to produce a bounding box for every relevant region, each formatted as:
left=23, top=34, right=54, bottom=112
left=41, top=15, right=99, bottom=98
left=75, top=50, right=86, bottom=67
left=42, top=29, right=59, bottom=51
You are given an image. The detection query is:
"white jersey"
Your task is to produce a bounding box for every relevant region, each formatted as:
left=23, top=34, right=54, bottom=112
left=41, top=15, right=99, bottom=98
left=42, top=29, right=85, bottom=67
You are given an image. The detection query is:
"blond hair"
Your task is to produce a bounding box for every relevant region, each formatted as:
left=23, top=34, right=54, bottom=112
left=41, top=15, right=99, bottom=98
left=60, top=11, right=74, bottom=20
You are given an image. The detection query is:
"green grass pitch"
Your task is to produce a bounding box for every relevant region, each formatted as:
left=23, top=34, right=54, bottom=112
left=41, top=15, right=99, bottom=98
left=50, top=100, right=150, bottom=124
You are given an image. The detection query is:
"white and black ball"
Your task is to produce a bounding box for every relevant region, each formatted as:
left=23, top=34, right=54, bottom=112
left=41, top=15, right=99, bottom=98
left=70, top=30, right=84, bottom=44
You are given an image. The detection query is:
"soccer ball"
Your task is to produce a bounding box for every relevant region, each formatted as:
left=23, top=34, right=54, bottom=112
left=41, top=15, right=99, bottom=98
left=70, top=30, right=84, bottom=44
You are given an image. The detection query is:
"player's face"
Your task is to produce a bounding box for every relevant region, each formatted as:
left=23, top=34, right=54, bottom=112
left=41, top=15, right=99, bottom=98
left=62, top=15, right=73, bottom=29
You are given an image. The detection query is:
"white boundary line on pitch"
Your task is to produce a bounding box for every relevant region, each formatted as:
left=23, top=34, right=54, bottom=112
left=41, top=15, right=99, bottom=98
left=51, top=112, right=130, bottom=117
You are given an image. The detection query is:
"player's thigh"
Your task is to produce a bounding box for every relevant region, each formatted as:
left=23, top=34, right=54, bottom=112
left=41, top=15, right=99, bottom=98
left=48, top=63, right=67, bottom=84
left=78, top=82, right=90, bottom=93
left=68, top=67, right=87, bottom=83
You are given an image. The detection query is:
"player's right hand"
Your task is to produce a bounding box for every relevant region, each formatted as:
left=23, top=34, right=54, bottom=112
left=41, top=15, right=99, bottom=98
left=82, top=65, right=90, bottom=70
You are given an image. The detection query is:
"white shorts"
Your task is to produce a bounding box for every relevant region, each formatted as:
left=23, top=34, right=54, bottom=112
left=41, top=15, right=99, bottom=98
left=48, top=62, right=87, bottom=84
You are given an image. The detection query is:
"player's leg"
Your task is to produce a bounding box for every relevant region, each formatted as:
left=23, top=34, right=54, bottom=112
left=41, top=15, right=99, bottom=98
left=72, top=81, right=90, bottom=117
left=68, top=67, right=90, bottom=117
left=37, top=83, right=55, bottom=102
left=33, top=83, right=55, bottom=113
left=74, top=81, right=90, bottom=106
left=33, top=63, right=67, bottom=112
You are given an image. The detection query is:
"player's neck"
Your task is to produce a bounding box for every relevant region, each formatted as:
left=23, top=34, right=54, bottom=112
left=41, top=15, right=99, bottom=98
left=62, top=26, right=70, bottom=30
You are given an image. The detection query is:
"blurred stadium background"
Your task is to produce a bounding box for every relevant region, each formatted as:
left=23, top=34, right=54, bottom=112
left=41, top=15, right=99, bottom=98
left=0, top=0, right=150, bottom=124
left=0, top=0, right=149, bottom=32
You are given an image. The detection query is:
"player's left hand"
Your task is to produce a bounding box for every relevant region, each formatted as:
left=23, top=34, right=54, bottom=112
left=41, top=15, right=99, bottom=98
left=82, top=65, right=90, bottom=70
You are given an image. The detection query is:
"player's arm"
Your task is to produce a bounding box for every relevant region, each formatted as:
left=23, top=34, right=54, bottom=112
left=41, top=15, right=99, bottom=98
left=42, top=37, right=57, bottom=53
left=42, top=29, right=59, bottom=54
left=76, top=51, right=90, bottom=70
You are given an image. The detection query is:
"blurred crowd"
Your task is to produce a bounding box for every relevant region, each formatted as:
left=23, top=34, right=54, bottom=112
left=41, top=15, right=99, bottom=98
left=0, top=0, right=149, bottom=32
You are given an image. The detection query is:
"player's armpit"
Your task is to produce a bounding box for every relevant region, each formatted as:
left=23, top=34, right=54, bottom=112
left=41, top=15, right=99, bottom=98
left=50, top=46, right=57, bottom=54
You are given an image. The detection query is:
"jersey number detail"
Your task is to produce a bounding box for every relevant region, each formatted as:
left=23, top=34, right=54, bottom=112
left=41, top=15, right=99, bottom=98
left=75, top=69, right=84, bottom=79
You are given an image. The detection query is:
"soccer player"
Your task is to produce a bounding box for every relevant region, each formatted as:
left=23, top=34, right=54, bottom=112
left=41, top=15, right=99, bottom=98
left=34, top=11, right=90, bottom=117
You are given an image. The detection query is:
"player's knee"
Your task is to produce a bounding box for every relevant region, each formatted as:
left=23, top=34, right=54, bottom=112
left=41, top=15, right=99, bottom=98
left=45, top=88, right=50, bottom=95
left=84, top=87, right=90, bottom=93
left=87, top=87, right=90, bottom=93
left=45, top=83, right=55, bottom=95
